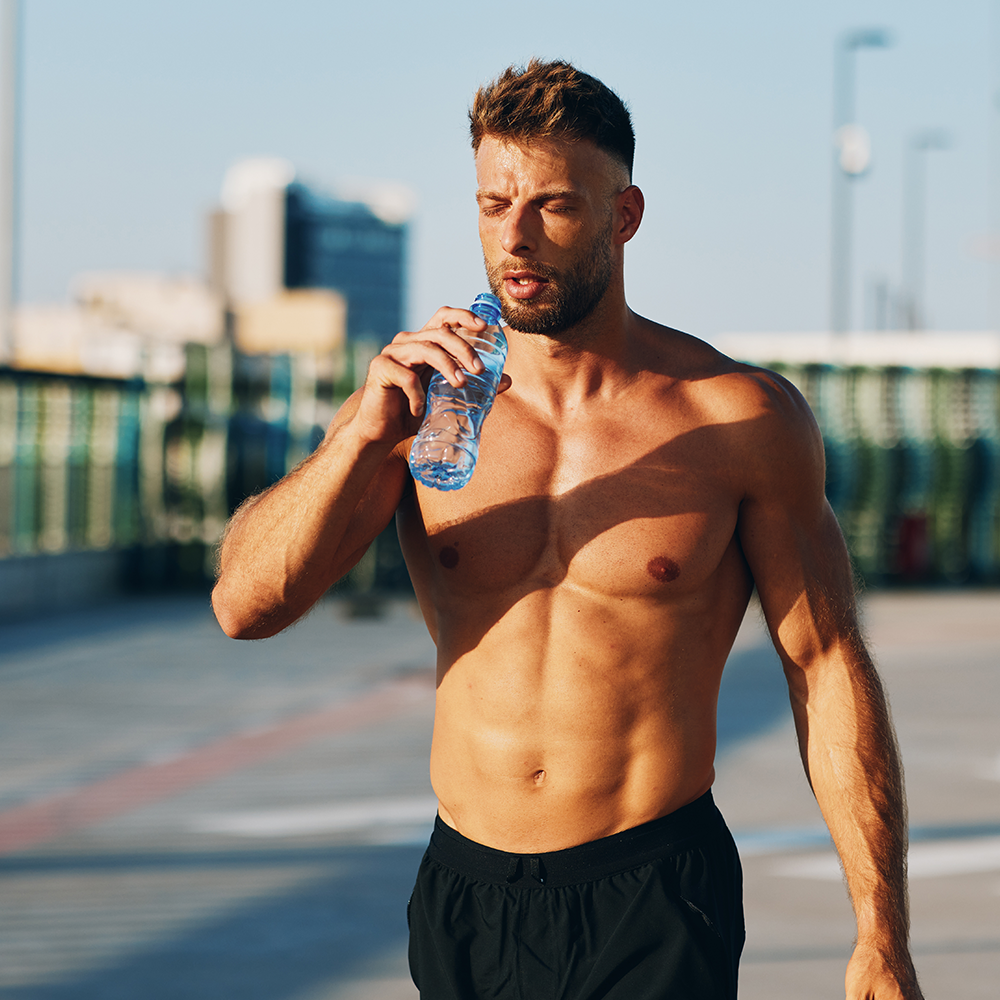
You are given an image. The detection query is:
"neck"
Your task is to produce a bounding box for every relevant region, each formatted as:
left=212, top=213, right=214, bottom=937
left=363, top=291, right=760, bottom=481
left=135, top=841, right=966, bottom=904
left=504, top=291, right=643, bottom=414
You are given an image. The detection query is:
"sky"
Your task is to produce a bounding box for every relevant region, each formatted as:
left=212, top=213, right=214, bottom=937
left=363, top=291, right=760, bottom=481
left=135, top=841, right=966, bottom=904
left=14, top=0, right=1000, bottom=341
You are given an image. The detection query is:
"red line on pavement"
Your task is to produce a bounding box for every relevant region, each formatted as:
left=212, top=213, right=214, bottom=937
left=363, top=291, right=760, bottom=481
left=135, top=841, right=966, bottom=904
left=0, top=675, right=434, bottom=855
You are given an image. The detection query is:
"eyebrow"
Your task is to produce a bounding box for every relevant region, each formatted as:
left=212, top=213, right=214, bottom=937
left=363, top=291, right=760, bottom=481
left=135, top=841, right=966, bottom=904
left=476, top=188, right=582, bottom=204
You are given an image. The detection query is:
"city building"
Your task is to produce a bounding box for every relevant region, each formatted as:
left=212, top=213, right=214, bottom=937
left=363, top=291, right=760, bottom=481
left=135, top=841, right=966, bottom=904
left=210, top=160, right=413, bottom=592
left=284, top=181, right=407, bottom=346
left=211, top=157, right=410, bottom=364
left=0, top=158, right=414, bottom=617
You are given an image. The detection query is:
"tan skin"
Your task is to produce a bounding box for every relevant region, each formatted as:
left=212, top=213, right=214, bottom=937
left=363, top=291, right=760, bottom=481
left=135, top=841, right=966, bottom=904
left=213, top=136, right=923, bottom=999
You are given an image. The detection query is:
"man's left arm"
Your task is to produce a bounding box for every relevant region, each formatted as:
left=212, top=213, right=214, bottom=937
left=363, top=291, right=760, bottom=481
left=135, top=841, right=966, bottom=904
left=735, top=372, right=923, bottom=1000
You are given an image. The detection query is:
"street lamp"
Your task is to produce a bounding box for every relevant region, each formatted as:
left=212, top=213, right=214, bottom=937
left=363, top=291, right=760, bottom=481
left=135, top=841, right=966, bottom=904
left=0, top=0, right=20, bottom=366
left=829, top=27, right=893, bottom=334
left=901, top=129, right=952, bottom=330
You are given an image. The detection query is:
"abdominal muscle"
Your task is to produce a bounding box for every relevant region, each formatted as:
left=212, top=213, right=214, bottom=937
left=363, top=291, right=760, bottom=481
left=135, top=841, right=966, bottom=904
left=428, top=583, right=744, bottom=854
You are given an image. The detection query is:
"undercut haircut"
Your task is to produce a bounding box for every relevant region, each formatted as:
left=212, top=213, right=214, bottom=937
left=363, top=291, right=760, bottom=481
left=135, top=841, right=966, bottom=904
left=469, top=59, right=635, bottom=180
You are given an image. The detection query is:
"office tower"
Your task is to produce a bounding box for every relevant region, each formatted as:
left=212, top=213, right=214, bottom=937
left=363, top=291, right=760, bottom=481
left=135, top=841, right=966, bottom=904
left=284, top=181, right=407, bottom=345
left=215, top=158, right=409, bottom=352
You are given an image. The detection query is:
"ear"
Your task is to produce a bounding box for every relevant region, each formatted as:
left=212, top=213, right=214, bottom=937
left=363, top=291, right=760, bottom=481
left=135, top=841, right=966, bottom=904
left=614, top=185, right=644, bottom=245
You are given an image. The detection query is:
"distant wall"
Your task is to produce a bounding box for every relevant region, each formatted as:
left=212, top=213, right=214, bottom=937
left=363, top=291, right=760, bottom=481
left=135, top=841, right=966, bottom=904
left=0, top=342, right=411, bottom=620
left=771, top=363, right=1000, bottom=585
left=0, top=549, right=125, bottom=621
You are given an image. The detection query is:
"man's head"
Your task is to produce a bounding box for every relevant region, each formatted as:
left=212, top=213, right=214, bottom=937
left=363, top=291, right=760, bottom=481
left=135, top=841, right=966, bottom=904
left=469, top=59, right=634, bottom=186
left=471, top=62, right=642, bottom=339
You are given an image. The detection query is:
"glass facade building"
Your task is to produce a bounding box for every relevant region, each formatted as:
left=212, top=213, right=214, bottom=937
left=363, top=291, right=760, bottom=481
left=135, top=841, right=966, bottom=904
left=283, top=183, right=407, bottom=345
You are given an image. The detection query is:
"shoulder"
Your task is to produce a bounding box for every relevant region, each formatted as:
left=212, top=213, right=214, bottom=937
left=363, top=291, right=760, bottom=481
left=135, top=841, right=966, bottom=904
left=637, top=320, right=825, bottom=490
left=639, top=320, right=817, bottom=428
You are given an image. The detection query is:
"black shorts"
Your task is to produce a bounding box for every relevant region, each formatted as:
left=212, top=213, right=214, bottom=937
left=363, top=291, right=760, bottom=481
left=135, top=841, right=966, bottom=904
left=407, top=791, right=744, bottom=1000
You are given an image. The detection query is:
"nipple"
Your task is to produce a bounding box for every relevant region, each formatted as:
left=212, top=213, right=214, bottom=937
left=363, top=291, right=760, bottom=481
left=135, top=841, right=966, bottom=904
left=647, top=556, right=680, bottom=583
left=439, top=545, right=459, bottom=569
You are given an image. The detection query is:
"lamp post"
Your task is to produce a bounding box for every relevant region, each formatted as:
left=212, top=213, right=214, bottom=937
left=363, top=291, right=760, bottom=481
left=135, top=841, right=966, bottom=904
left=0, top=0, right=19, bottom=366
left=829, top=27, right=892, bottom=334
left=901, top=129, right=951, bottom=330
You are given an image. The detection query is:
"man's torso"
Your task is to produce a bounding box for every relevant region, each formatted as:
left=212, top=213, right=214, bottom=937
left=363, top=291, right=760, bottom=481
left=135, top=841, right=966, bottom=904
left=396, top=323, right=773, bottom=851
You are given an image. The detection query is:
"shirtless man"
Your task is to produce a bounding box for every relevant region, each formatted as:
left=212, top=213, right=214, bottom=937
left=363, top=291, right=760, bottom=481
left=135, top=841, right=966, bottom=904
left=212, top=60, right=923, bottom=1000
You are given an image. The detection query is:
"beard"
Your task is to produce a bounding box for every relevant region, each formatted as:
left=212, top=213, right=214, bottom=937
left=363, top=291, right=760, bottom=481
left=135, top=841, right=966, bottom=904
left=484, top=221, right=615, bottom=336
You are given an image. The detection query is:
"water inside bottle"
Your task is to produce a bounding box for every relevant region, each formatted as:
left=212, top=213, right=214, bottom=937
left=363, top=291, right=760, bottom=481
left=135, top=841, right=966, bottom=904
left=409, top=295, right=507, bottom=490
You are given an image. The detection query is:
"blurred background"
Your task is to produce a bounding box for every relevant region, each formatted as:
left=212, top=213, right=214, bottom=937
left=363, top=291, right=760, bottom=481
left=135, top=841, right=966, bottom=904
left=0, top=3, right=998, bottom=998
left=1, top=0, right=999, bottom=608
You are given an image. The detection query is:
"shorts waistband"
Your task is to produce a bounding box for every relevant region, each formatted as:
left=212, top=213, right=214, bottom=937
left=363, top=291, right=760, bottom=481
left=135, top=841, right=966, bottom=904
left=426, top=790, right=724, bottom=888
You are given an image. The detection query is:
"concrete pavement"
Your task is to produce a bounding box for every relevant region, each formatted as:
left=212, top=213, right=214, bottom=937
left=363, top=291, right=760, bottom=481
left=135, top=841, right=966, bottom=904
left=717, top=590, right=1000, bottom=999
left=0, top=589, right=997, bottom=998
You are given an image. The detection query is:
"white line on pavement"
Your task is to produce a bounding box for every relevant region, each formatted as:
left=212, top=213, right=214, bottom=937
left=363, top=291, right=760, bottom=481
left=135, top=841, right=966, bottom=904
left=189, top=795, right=440, bottom=837
left=734, top=827, right=832, bottom=855
left=774, top=836, right=1000, bottom=881
left=190, top=798, right=1000, bottom=879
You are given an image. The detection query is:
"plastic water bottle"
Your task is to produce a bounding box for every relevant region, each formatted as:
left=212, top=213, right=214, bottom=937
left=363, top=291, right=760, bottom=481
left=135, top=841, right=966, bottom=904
left=408, top=292, right=507, bottom=491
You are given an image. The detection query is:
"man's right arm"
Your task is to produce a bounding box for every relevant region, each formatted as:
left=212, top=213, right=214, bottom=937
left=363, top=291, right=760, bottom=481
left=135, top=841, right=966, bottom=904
left=211, top=308, right=495, bottom=640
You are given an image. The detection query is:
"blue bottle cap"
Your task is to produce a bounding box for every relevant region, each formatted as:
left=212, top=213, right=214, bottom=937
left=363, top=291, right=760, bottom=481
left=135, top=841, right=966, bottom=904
left=471, top=292, right=502, bottom=326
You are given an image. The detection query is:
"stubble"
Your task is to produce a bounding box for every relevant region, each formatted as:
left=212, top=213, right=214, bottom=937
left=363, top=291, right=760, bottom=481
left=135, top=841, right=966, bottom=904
left=485, top=216, right=615, bottom=338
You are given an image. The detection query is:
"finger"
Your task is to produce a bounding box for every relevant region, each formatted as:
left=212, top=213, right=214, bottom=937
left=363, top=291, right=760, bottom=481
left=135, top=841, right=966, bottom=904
left=420, top=306, right=488, bottom=335
left=383, top=341, right=478, bottom=388
left=418, top=312, right=491, bottom=373
left=382, top=329, right=485, bottom=386
left=366, top=354, right=428, bottom=417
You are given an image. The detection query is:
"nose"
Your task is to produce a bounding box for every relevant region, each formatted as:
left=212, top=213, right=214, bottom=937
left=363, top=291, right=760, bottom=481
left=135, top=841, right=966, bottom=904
left=499, top=204, right=537, bottom=257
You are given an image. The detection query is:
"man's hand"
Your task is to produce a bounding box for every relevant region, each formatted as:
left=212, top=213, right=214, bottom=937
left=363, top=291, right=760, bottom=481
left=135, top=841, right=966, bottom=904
left=213, top=306, right=511, bottom=640
left=354, top=306, right=512, bottom=447
left=846, top=941, right=924, bottom=999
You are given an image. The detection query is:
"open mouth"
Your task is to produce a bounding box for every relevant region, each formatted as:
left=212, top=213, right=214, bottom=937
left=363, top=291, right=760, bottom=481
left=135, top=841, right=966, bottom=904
left=503, top=272, right=550, bottom=301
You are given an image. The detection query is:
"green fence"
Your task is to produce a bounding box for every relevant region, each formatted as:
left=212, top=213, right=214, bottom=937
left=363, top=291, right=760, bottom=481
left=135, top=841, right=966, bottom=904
left=773, top=363, right=1000, bottom=584
left=0, top=346, right=232, bottom=587
left=0, top=339, right=401, bottom=595
left=0, top=372, right=143, bottom=559
left=4, top=355, right=997, bottom=594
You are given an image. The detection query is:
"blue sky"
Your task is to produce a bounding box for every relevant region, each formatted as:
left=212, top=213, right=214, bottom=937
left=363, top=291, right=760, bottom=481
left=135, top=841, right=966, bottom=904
left=16, top=0, right=1000, bottom=339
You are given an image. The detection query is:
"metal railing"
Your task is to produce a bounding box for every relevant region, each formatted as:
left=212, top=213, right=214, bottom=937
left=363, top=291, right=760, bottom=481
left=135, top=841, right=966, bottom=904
left=774, top=362, right=1000, bottom=584
left=3, top=355, right=997, bottom=594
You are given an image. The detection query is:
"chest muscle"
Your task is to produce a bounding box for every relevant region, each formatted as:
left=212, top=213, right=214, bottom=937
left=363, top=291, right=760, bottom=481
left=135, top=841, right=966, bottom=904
left=408, top=410, right=742, bottom=602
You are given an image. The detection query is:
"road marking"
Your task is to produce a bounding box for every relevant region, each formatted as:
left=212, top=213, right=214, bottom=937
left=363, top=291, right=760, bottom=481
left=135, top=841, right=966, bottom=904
left=0, top=675, right=433, bottom=855
left=987, top=753, right=1000, bottom=781
left=734, top=826, right=832, bottom=855
left=774, top=836, right=1000, bottom=880
left=190, top=795, right=440, bottom=837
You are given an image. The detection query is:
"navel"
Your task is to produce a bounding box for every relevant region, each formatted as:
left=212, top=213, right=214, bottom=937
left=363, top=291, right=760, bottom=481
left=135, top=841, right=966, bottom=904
left=532, top=770, right=546, bottom=786
left=647, top=556, right=680, bottom=583
left=439, top=545, right=460, bottom=569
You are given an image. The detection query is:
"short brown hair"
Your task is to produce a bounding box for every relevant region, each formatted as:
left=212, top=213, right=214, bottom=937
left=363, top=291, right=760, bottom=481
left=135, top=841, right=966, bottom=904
left=469, top=59, right=635, bottom=179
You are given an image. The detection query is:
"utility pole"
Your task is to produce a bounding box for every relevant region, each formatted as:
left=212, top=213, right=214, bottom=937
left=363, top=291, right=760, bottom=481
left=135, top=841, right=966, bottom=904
left=0, top=0, right=19, bottom=365
left=829, top=27, right=892, bottom=334
left=901, top=130, right=951, bottom=330
left=989, top=1, right=1000, bottom=329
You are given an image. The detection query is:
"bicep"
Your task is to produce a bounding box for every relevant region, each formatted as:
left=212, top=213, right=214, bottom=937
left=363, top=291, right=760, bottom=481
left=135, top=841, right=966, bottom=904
left=736, top=392, right=859, bottom=674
